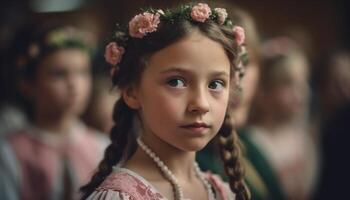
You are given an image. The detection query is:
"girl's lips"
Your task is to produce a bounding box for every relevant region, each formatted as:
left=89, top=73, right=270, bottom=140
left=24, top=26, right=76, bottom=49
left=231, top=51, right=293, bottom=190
left=180, top=123, right=211, bottom=134
left=181, top=122, right=210, bottom=128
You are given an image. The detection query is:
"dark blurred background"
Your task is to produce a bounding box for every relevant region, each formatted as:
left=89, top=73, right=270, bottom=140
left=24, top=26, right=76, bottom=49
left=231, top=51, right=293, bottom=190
left=1, top=0, right=349, bottom=56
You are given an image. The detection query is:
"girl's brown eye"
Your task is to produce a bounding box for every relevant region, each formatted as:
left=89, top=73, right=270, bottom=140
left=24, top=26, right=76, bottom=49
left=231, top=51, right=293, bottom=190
left=167, top=77, right=186, bottom=88
left=208, top=80, right=224, bottom=90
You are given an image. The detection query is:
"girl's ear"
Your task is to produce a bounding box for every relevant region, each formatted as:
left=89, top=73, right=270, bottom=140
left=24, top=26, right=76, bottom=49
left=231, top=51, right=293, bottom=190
left=122, top=86, right=141, bottom=109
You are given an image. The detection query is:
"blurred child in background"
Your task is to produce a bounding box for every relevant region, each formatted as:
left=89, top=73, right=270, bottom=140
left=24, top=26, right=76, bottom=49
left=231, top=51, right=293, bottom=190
left=313, top=50, right=350, bottom=200
left=247, top=37, right=319, bottom=200
left=0, top=24, right=107, bottom=200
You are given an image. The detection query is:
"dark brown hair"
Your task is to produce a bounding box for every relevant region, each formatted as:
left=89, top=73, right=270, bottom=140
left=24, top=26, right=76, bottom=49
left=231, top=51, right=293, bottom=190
left=80, top=10, right=250, bottom=200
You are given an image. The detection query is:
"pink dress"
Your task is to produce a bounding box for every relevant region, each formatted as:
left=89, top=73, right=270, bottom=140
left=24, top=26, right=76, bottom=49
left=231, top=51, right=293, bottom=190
left=0, top=121, right=108, bottom=200
left=87, top=167, right=235, bottom=200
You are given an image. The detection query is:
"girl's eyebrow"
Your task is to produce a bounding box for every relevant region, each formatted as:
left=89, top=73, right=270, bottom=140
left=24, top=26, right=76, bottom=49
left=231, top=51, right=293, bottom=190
left=160, top=67, right=190, bottom=74
left=160, top=67, right=229, bottom=77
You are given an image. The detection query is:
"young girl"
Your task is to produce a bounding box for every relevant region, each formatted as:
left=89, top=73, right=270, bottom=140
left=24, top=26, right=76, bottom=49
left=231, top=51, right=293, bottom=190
left=81, top=2, right=250, bottom=200
left=0, top=25, right=107, bottom=200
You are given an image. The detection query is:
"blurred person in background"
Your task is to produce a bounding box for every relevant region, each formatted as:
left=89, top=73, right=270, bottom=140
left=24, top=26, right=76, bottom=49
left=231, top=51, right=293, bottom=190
left=312, top=50, right=350, bottom=200
left=0, top=24, right=106, bottom=200
left=314, top=50, right=350, bottom=120
left=197, top=3, right=286, bottom=200
left=247, top=37, right=319, bottom=200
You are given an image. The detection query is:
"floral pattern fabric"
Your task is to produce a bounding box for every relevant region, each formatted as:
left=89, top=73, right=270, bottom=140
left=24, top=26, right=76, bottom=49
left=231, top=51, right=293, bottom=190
left=87, top=168, right=235, bottom=200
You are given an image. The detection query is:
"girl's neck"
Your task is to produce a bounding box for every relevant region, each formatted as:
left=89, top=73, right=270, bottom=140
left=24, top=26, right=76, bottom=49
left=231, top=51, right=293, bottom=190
left=33, top=111, right=76, bottom=135
left=125, top=139, right=197, bottom=181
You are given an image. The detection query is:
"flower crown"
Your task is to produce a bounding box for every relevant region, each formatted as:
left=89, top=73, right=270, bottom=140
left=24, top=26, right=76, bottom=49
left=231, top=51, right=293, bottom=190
left=104, top=3, right=246, bottom=76
left=16, top=26, right=94, bottom=72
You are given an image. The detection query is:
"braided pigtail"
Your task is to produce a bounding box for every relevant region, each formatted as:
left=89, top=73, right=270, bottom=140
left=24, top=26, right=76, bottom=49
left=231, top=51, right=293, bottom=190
left=218, top=114, right=251, bottom=200
left=80, top=98, right=135, bottom=199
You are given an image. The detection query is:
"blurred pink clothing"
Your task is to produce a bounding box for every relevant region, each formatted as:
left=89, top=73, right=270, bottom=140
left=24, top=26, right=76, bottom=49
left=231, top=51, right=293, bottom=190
left=248, top=125, right=319, bottom=200
left=0, top=121, right=108, bottom=200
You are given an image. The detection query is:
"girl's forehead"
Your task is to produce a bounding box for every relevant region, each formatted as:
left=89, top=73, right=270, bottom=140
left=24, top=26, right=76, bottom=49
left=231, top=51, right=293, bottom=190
left=45, top=49, right=89, bottom=61
left=39, top=49, right=90, bottom=69
left=146, top=31, right=230, bottom=73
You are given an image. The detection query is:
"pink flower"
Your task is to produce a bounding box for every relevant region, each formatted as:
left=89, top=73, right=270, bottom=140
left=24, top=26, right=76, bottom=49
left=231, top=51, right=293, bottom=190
left=233, top=26, right=245, bottom=45
left=214, top=8, right=227, bottom=25
left=104, top=42, right=125, bottom=65
left=129, top=12, right=160, bottom=38
left=191, top=3, right=212, bottom=22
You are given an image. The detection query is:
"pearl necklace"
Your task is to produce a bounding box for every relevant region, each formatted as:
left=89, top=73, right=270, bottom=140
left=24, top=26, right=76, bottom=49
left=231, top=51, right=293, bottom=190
left=136, top=138, right=215, bottom=200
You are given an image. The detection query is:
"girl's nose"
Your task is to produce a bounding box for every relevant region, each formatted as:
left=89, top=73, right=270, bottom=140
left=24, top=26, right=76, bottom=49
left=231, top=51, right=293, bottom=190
left=67, top=73, right=80, bottom=92
left=187, top=87, right=210, bottom=114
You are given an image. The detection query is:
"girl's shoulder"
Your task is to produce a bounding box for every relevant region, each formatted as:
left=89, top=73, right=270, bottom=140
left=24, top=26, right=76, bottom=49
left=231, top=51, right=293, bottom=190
left=4, top=129, right=41, bottom=153
left=87, top=167, right=165, bottom=200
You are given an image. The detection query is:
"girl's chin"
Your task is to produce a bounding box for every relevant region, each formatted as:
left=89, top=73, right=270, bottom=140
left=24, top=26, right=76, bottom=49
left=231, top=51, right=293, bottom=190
left=178, top=141, right=211, bottom=152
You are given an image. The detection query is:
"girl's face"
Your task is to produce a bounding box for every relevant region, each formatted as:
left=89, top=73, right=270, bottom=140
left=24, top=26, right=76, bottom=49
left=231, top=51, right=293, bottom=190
left=31, top=49, right=91, bottom=118
left=264, top=62, right=308, bottom=121
left=125, top=30, right=231, bottom=152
